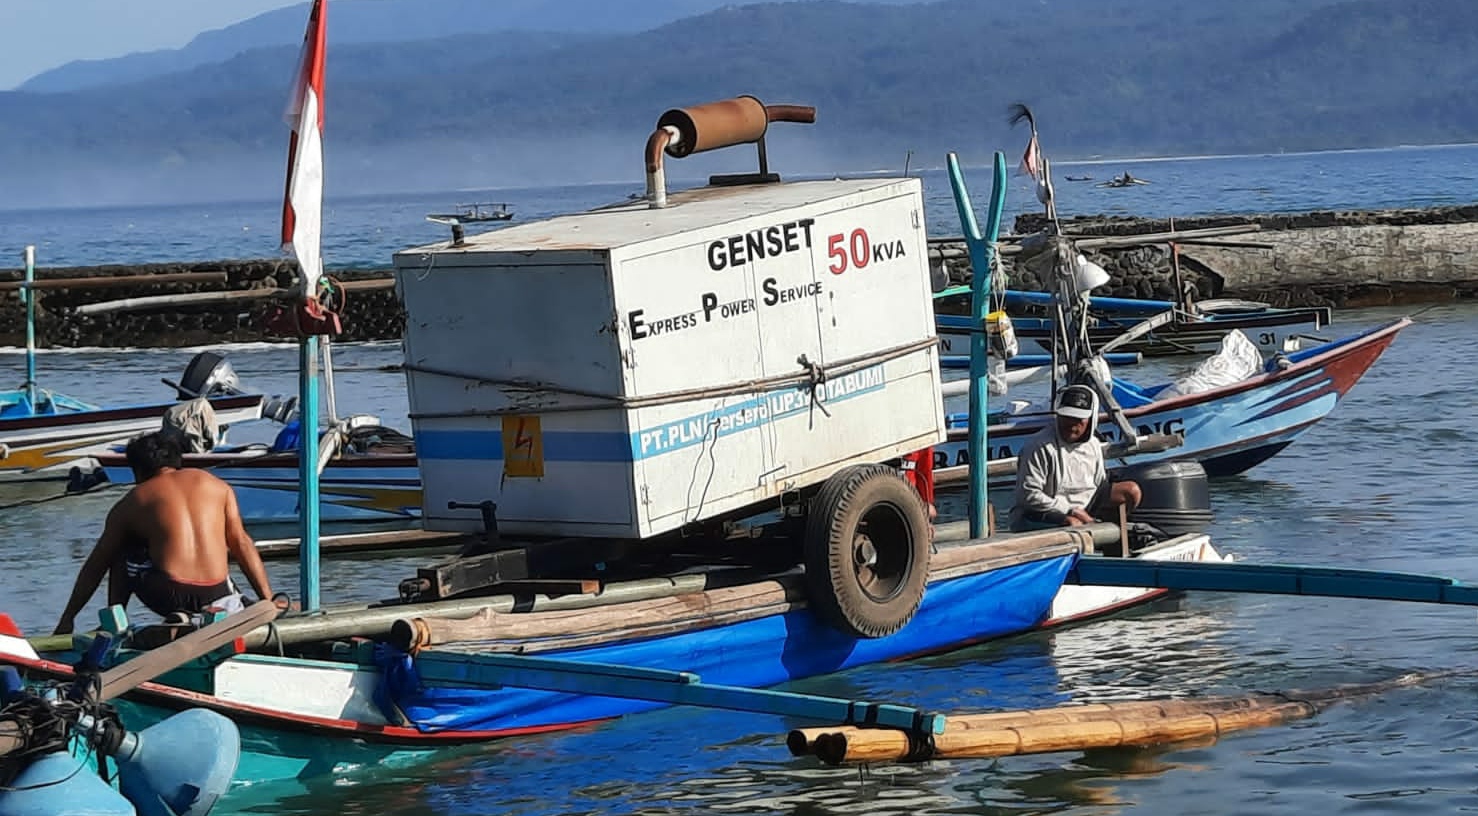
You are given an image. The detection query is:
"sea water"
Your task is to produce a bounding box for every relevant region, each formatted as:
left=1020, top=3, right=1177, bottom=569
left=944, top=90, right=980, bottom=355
left=1, top=146, right=1477, bottom=814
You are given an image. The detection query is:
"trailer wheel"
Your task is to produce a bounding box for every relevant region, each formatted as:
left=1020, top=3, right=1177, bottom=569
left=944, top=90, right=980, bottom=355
left=804, top=464, right=931, bottom=638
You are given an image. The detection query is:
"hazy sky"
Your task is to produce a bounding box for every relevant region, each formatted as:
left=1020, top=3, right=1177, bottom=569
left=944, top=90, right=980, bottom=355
left=0, top=0, right=304, bottom=90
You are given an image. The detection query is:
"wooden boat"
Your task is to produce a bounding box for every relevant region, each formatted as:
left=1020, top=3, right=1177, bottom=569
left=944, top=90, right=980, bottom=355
left=936, top=310, right=1408, bottom=483
left=0, top=392, right=268, bottom=486
left=938, top=107, right=1405, bottom=485
left=0, top=49, right=1231, bottom=793
left=92, top=419, right=420, bottom=524
left=937, top=295, right=1334, bottom=358
left=1098, top=172, right=1150, bottom=188
left=0, top=524, right=1224, bottom=785
left=426, top=202, right=513, bottom=222
left=111, top=317, right=1398, bottom=524
left=1, top=248, right=269, bottom=486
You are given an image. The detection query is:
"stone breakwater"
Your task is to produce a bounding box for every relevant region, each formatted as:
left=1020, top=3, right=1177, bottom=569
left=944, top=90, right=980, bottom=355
left=0, top=260, right=403, bottom=349
left=4, top=205, right=1477, bottom=348
left=934, top=205, right=1478, bottom=312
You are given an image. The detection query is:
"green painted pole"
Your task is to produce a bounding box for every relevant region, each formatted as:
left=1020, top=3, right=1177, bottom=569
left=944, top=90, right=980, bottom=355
left=21, top=246, right=36, bottom=409
left=946, top=152, right=1008, bottom=539
left=298, top=334, right=321, bottom=611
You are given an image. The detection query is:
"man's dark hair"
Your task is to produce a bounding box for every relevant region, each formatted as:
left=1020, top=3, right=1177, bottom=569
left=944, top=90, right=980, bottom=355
left=125, top=432, right=183, bottom=480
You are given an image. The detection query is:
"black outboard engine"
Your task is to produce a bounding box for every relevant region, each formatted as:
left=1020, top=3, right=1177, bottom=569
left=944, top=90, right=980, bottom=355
left=169, top=351, right=297, bottom=423
left=1110, top=460, right=1212, bottom=537
left=175, top=352, right=244, bottom=399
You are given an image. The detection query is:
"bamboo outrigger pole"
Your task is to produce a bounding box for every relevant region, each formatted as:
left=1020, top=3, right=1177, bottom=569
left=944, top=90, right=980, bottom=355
left=788, top=672, right=1439, bottom=765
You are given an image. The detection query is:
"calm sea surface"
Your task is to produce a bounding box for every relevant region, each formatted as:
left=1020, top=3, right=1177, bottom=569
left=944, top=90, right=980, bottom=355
left=3, top=146, right=1478, bottom=814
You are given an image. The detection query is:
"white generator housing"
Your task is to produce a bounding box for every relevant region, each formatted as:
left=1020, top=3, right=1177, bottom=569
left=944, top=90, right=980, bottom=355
left=393, top=177, right=946, bottom=539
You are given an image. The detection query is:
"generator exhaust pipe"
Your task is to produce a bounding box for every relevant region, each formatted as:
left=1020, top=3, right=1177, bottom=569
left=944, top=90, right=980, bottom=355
left=644, top=95, right=816, bottom=208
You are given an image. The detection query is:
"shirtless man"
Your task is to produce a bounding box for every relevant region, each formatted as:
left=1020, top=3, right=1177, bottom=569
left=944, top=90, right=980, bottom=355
left=53, top=432, right=281, bottom=635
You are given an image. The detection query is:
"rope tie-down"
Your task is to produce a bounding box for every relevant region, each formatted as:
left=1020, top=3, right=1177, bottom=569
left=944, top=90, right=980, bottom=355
left=404, top=337, right=938, bottom=420
left=795, top=353, right=832, bottom=426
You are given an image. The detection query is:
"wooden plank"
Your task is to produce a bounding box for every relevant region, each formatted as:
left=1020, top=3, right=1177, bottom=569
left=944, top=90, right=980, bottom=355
left=254, top=528, right=470, bottom=560
left=96, top=600, right=279, bottom=701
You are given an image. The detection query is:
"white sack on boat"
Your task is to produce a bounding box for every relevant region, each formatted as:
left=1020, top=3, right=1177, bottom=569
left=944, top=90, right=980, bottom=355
left=162, top=396, right=220, bottom=452
left=1158, top=329, right=1262, bottom=399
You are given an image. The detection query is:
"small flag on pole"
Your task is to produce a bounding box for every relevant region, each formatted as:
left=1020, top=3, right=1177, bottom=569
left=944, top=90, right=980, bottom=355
left=1020, top=132, right=1041, bottom=180
left=282, top=0, right=327, bottom=302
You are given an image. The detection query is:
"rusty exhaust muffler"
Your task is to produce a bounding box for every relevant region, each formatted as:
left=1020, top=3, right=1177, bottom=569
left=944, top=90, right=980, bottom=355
left=644, top=94, right=816, bottom=208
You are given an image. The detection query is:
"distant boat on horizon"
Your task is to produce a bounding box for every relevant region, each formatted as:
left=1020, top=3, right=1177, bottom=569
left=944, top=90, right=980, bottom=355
left=426, top=202, right=513, bottom=222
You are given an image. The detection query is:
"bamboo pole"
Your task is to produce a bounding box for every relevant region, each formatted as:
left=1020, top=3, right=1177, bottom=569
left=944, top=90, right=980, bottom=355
left=334, top=277, right=394, bottom=291
left=252, top=528, right=470, bottom=560
left=71, top=287, right=288, bottom=316
left=0, top=271, right=229, bottom=291
left=794, top=673, right=1436, bottom=765
left=928, top=224, right=1261, bottom=255
left=393, top=578, right=808, bottom=651
left=238, top=572, right=726, bottom=650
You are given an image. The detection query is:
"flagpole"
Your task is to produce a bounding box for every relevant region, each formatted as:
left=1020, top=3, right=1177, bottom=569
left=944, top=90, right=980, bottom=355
left=298, top=334, right=321, bottom=611
left=283, top=0, right=328, bottom=613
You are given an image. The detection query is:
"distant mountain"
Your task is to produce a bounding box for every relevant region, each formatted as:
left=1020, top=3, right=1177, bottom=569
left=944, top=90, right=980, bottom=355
left=3, top=0, right=1474, bottom=209
left=17, top=0, right=929, bottom=93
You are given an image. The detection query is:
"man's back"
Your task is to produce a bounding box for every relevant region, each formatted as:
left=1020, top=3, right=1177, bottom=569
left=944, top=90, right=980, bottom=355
left=125, top=468, right=232, bottom=585
left=53, top=431, right=280, bottom=634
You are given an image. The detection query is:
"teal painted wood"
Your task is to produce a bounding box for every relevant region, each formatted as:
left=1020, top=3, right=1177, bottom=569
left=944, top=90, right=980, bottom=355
left=1067, top=558, right=1478, bottom=606
left=298, top=336, right=321, bottom=611
left=412, top=652, right=949, bottom=735
left=946, top=151, right=1007, bottom=539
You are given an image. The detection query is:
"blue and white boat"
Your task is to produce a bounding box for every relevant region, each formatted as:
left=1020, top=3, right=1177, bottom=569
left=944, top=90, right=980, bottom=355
left=934, top=317, right=1407, bottom=483
left=937, top=294, right=1333, bottom=358
left=0, top=526, right=1223, bottom=786
left=92, top=419, right=421, bottom=525
left=0, top=247, right=270, bottom=487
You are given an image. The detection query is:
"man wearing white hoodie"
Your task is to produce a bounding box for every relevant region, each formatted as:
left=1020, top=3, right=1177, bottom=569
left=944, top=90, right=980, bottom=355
left=1009, top=384, right=1141, bottom=531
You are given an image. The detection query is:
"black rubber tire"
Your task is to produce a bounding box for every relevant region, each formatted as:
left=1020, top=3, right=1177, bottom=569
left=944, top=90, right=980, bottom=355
left=803, top=463, right=932, bottom=638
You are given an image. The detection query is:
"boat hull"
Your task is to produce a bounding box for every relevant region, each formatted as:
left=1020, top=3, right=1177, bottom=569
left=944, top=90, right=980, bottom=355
left=937, top=306, right=1331, bottom=357
left=0, top=394, right=266, bottom=484
left=938, top=318, right=1406, bottom=486
left=0, top=533, right=1220, bottom=785
left=96, top=451, right=422, bottom=524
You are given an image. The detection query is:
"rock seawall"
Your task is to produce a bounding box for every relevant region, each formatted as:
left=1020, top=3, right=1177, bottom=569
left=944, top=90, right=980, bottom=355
left=0, top=260, right=403, bottom=349
left=933, top=205, right=1478, bottom=311
left=5, top=205, right=1478, bottom=348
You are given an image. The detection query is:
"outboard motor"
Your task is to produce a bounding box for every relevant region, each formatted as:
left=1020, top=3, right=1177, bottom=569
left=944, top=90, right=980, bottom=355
left=1111, top=460, right=1213, bottom=537
left=175, top=352, right=244, bottom=399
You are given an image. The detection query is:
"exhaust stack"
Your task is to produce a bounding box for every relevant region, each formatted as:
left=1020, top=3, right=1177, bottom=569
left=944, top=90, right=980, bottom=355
left=644, top=94, right=816, bottom=208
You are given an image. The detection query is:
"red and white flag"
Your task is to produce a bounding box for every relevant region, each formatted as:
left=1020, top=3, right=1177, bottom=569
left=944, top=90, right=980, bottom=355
left=281, top=0, right=327, bottom=300
left=1019, top=131, right=1041, bottom=179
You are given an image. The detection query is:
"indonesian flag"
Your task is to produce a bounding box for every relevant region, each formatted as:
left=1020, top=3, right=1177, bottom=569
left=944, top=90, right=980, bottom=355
left=1019, top=131, right=1041, bottom=179
left=281, top=0, right=326, bottom=301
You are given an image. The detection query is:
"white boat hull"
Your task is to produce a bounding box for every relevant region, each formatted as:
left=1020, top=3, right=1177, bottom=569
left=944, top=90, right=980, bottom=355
left=0, top=395, right=265, bottom=485
left=98, top=451, right=422, bottom=524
